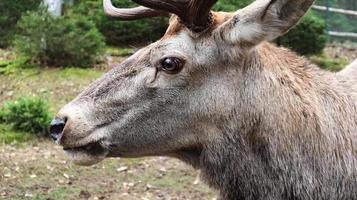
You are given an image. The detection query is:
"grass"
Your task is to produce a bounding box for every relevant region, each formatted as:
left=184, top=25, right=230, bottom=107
left=106, top=46, right=135, bottom=57
left=9, top=187, right=83, bottom=200
left=0, top=63, right=103, bottom=113
left=33, top=187, right=82, bottom=200
left=0, top=56, right=39, bottom=75
left=310, top=53, right=350, bottom=72
left=0, top=124, right=37, bottom=144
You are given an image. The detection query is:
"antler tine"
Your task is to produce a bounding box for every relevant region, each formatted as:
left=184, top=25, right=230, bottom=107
left=132, top=0, right=188, bottom=19
left=103, top=0, right=168, bottom=20
left=133, top=0, right=218, bottom=32
left=190, top=0, right=218, bottom=31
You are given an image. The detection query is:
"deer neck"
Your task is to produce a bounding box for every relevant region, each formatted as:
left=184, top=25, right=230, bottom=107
left=193, top=43, right=357, bottom=200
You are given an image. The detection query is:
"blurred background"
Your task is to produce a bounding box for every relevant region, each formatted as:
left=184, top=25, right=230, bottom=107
left=0, top=0, right=356, bottom=199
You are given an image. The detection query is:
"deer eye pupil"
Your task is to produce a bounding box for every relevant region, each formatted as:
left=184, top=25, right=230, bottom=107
left=163, top=59, right=175, bottom=70
left=161, top=57, right=183, bottom=74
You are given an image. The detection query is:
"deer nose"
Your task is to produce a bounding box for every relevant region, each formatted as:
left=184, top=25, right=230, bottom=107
left=49, top=118, right=67, bottom=142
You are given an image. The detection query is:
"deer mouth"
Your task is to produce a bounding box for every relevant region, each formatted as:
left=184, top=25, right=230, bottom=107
left=63, top=141, right=105, bottom=155
left=63, top=140, right=109, bottom=166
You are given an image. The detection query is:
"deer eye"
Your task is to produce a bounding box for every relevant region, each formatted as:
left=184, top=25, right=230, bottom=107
left=160, top=57, right=183, bottom=74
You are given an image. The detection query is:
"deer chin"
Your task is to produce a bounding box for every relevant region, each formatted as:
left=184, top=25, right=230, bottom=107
left=63, top=141, right=109, bottom=166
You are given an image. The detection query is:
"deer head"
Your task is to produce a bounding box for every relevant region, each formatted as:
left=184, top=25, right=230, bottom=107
left=50, top=0, right=315, bottom=166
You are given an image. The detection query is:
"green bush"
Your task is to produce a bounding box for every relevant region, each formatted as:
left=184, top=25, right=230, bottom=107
left=14, top=10, right=105, bottom=67
left=277, top=12, right=327, bottom=55
left=0, top=56, right=37, bottom=75
left=69, top=0, right=168, bottom=46
left=0, top=97, right=51, bottom=135
left=0, top=0, right=41, bottom=48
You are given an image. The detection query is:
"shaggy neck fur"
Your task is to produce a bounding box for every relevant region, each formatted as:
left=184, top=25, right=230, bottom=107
left=178, top=43, right=357, bottom=200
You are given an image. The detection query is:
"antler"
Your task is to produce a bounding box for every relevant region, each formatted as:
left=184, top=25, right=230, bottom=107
left=103, top=0, right=168, bottom=20
left=103, top=0, right=218, bottom=32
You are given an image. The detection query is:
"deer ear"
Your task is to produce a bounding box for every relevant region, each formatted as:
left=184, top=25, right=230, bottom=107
left=218, top=0, right=314, bottom=46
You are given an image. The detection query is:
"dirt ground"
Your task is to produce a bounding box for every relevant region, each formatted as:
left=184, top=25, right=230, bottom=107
left=0, top=140, right=215, bottom=200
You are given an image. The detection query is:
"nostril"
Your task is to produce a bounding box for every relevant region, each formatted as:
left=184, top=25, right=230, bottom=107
left=49, top=118, right=66, bottom=141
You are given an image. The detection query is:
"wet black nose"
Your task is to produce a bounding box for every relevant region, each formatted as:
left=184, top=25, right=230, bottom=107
left=49, top=118, right=66, bottom=141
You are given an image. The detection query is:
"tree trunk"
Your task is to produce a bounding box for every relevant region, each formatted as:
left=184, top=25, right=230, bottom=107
left=43, top=0, right=63, bottom=16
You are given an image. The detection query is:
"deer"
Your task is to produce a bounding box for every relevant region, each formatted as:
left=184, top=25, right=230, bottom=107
left=49, top=0, right=357, bottom=199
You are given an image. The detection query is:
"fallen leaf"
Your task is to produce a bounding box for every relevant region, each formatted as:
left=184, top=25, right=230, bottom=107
left=24, top=192, right=33, bottom=197
left=63, top=173, right=69, bottom=179
left=116, top=166, right=128, bottom=173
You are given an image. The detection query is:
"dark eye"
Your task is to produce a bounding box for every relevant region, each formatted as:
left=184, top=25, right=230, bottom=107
left=160, top=57, right=183, bottom=74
